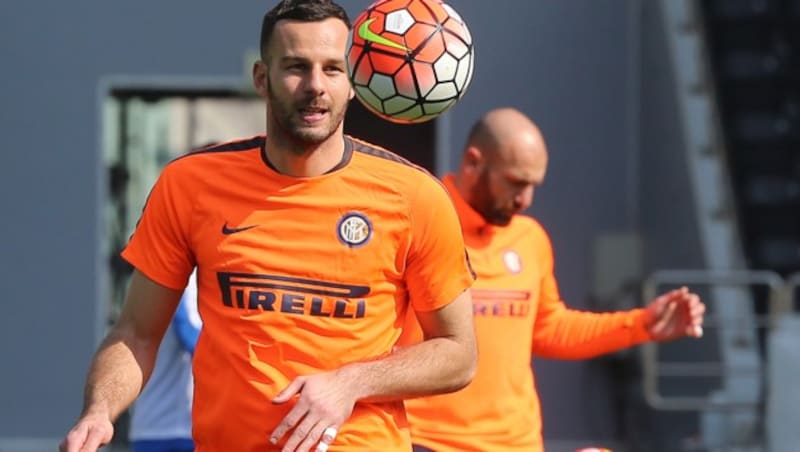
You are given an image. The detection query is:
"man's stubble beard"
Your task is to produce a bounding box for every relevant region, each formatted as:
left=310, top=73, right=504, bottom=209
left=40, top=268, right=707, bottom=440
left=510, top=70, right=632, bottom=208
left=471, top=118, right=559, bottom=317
left=472, top=168, right=514, bottom=227
left=266, top=76, right=348, bottom=154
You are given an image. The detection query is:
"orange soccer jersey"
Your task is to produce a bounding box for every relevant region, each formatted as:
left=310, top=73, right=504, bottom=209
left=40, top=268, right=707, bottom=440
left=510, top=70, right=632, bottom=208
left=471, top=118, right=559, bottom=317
left=402, top=175, right=653, bottom=452
left=121, top=137, right=474, bottom=452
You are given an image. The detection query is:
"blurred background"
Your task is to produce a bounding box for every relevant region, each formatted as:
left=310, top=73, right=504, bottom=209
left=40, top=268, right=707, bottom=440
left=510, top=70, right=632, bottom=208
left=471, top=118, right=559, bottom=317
left=1, top=0, right=799, bottom=451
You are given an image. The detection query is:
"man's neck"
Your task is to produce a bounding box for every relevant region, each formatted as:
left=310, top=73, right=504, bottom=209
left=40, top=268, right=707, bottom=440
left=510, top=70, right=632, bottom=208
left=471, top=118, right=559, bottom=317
left=265, top=133, right=345, bottom=178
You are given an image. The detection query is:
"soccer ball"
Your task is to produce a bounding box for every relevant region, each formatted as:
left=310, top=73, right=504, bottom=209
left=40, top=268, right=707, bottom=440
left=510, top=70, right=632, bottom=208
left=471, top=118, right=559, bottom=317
left=347, top=0, right=474, bottom=124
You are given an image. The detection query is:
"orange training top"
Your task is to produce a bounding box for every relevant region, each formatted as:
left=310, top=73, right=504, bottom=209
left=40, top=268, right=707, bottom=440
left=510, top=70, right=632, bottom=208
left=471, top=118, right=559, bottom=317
left=402, top=174, right=653, bottom=451
left=121, top=137, right=474, bottom=452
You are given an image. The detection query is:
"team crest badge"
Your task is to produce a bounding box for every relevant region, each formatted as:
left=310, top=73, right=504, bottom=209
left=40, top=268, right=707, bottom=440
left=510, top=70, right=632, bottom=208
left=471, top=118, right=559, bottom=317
left=503, top=250, right=522, bottom=274
left=337, top=212, right=372, bottom=247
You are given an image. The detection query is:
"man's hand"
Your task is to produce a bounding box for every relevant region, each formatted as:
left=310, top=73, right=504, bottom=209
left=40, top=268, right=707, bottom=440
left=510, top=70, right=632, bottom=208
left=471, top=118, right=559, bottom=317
left=59, top=412, right=114, bottom=452
left=270, top=370, right=358, bottom=452
left=645, top=286, right=706, bottom=341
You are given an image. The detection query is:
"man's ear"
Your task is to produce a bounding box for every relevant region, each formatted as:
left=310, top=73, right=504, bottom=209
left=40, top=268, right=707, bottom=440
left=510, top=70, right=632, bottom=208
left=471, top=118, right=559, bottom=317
left=253, top=60, right=268, bottom=98
left=463, top=146, right=483, bottom=174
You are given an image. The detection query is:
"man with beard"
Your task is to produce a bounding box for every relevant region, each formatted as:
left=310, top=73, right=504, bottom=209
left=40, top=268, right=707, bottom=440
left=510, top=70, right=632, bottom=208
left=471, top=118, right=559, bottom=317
left=60, top=2, right=477, bottom=452
left=401, top=107, right=706, bottom=452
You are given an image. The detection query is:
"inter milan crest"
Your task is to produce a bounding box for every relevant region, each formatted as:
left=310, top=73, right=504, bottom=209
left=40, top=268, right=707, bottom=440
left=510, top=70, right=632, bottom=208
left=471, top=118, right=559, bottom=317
left=337, top=212, right=372, bottom=247
left=503, top=250, right=522, bottom=274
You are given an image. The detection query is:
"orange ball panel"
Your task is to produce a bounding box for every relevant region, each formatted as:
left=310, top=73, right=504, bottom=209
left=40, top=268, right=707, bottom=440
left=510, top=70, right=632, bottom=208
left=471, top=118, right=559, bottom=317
left=411, top=61, right=437, bottom=96
left=394, top=63, right=417, bottom=98
left=443, top=19, right=469, bottom=41
left=406, top=0, right=437, bottom=24
left=412, top=28, right=444, bottom=63
left=369, top=52, right=407, bottom=75
left=352, top=52, right=374, bottom=85
left=430, top=1, right=450, bottom=24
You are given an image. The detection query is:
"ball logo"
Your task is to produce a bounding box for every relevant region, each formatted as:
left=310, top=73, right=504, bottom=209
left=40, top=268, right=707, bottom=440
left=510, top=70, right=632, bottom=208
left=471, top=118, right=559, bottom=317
left=337, top=213, right=372, bottom=247
left=503, top=250, right=522, bottom=274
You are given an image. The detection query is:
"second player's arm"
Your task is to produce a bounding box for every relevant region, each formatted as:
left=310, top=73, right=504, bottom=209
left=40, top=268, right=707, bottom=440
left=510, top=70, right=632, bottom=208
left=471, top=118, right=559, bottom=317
left=532, top=273, right=703, bottom=359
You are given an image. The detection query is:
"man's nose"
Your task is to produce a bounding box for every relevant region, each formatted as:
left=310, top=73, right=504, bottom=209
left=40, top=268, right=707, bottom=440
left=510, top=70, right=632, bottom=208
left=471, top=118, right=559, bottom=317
left=513, top=186, right=534, bottom=211
left=304, top=66, right=326, bottom=95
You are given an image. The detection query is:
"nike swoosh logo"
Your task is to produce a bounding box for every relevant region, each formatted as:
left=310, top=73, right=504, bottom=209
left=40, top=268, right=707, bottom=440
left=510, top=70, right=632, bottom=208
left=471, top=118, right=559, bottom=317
left=357, top=18, right=409, bottom=52
left=222, top=223, right=259, bottom=235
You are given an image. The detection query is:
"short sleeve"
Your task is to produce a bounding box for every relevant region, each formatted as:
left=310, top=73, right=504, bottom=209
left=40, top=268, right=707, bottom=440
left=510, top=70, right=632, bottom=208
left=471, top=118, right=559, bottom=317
left=121, top=162, right=195, bottom=290
left=405, top=177, right=474, bottom=312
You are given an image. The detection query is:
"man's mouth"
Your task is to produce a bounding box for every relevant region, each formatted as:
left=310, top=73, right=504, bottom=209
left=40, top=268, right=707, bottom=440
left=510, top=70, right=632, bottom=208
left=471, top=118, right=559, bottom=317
left=299, top=106, right=328, bottom=123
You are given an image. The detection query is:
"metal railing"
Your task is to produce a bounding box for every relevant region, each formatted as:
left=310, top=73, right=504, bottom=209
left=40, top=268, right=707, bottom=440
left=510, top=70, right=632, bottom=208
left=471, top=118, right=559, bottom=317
left=641, top=269, right=797, bottom=412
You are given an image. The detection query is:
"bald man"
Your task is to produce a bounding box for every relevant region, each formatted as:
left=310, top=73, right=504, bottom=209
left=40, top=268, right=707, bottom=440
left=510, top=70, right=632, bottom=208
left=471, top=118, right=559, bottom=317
left=400, top=108, right=706, bottom=452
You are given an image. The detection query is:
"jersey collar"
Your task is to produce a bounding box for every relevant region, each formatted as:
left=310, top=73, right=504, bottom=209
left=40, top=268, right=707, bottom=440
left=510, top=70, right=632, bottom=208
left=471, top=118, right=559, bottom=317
left=260, top=136, right=354, bottom=176
left=442, top=174, right=496, bottom=237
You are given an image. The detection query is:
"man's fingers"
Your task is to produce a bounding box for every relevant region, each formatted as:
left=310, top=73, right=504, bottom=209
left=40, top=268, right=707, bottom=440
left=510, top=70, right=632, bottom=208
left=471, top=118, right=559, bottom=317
left=649, top=287, right=706, bottom=340
left=655, top=300, right=678, bottom=329
left=271, top=401, right=308, bottom=446
left=652, top=291, right=673, bottom=308
left=321, top=426, right=338, bottom=443
left=273, top=377, right=305, bottom=404
left=60, top=426, right=87, bottom=452
left=681, top=294, right=705, bottom=338
left=291, top=421, right=338, bottom=452
left=685, top=321, right=703, bottom=337
left=689, top=301, right=705, bottom=338
left=274, top=416, right=339, bottom=452
left=669, top=291, right=704, bottom=338
left=81, top=427, right=110, bottom=452
left=690, top=296, right=706, bottom=317
left=282, top=415, right=321, bottom=452
left=670, top=286, right=689, bottom=299
left=651, top=287, right=688, bottom=315
left=60, top=423, right=112, bottom=452
left=315, top=426, right=339, bottom=452
left=271, top=378, right=309, bottom=445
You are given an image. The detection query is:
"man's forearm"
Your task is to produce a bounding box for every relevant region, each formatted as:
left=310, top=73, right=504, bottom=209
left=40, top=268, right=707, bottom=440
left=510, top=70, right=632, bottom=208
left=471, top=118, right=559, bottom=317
left=337, top=335, right=476, bottom=403
left=80, top=328, right=158, bottom=421
left=533, top=308, right=651, bottom=359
